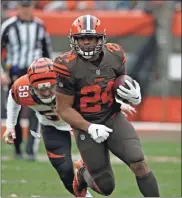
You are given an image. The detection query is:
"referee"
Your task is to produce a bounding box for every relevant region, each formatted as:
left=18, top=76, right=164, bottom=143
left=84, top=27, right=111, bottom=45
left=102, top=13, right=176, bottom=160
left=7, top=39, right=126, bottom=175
left=1, top=0, right=52, bottom=160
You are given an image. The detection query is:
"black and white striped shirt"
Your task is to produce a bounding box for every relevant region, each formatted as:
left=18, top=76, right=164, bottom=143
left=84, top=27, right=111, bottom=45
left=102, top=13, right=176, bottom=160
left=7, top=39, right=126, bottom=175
left=1, top=16, right=52, bottom=69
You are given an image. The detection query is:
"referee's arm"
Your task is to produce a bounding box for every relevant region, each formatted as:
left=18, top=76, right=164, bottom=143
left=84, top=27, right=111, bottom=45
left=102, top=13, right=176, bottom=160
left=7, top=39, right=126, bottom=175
left=41, top=25, right=53, bottom=59
left=1, top=22, right=9, bottom=70
left=1, top=22, right=8, bottom=49
left=1, top=22, right=11, bottom=85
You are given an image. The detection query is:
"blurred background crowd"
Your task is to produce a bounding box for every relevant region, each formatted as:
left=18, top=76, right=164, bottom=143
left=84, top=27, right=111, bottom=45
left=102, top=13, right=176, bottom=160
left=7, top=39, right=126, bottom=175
left=1, top=0, right=182, bottom=15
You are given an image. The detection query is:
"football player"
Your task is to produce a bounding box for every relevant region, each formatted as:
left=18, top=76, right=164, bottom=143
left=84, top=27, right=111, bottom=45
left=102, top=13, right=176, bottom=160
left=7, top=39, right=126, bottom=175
left=3, top=58, right=94, bottom=197
left=3, top=57, right=132, bottom=197
left=54, top=15, right=160, bottom=197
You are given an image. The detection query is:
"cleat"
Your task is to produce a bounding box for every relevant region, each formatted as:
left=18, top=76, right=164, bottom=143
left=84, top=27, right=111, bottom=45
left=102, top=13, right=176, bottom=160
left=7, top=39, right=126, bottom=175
left=73, top=160, right=87, bottom=197
left=85, top=190, right=93, bottom=197
left=14, top=153, right=24, bottom=160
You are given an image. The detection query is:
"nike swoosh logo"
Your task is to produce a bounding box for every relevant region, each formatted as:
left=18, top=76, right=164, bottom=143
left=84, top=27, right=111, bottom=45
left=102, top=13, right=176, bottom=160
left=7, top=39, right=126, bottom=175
left=96, top=129, right=99, bottom=136
left=132, top=96, right=139, bottom=99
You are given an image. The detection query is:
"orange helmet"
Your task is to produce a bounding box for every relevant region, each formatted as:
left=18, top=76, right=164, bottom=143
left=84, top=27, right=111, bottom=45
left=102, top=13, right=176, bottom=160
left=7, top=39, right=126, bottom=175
left=69, top=15, right=106, bottom=59
left=27, top=58, right=56, bottom=104
left=28, top=57, right=56, bottom=88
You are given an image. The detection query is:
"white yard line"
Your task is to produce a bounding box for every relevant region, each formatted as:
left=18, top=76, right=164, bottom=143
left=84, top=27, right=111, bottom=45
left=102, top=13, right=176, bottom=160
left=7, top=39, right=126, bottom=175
left=1, top=154, right=181, bottom=164
left=1, top=119, right=181, bottom=132
left=132, top=122, right=181, bottom=132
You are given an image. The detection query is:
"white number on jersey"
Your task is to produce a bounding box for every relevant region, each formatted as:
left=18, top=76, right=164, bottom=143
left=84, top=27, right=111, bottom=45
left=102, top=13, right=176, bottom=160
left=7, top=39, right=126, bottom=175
left=18, top=85, right=29, bottom=98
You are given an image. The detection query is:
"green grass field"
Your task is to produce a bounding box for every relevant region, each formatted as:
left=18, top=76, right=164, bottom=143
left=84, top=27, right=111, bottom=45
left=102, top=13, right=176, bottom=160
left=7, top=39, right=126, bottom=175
left=1, top=130, right=181, bottom=197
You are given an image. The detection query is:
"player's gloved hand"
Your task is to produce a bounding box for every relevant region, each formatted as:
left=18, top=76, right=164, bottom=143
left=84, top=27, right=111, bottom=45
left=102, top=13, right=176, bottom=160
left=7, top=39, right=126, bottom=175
left=3, top=128, right=16, bottom=144
left=88, top=124, right=113, bottom=143
left=116, top=80, right=141, bottom=105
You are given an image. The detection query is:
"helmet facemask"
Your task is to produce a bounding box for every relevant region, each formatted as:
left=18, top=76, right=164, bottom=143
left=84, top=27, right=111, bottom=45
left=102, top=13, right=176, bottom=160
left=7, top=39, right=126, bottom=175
left=28, top=57, right=57, bottom=105
left=30, top=83, right=56, bottom=105
left=70, top=33, right=106, bottom=59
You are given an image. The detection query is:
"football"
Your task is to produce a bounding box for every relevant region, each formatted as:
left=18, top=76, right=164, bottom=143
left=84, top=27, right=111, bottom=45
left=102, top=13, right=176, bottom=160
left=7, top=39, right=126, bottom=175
left=112, top=75, right=135, bottom=103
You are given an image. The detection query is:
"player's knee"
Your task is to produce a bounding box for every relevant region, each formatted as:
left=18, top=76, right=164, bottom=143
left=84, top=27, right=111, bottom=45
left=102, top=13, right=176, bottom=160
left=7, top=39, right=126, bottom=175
left=94, top=170, right=115, bottom=196
left=130, top=160, right=150, bottom=177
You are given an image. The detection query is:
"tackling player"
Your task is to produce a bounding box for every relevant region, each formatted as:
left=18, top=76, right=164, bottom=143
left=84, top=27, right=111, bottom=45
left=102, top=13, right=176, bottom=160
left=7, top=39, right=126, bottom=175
left=3, top=58, right=91, bottom=197
left=54, top=15, right=160, bottom=197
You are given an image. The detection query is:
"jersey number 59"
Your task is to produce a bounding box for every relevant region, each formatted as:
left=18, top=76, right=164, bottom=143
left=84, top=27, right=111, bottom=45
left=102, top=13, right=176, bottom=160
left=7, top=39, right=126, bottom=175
left=18, top=86, right=29, bottom=97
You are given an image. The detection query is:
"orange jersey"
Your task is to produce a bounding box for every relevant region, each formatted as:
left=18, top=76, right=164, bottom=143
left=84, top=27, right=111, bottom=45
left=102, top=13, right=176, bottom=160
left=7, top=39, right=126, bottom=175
left=10, top=75, right=71, bottom=131
left=11, top=75, right=37, bottom=106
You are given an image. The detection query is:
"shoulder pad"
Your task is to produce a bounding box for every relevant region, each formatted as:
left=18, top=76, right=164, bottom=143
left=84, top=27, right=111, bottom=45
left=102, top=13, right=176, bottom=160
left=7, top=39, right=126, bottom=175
left=11, top=75, right=36, bottom=106
left=53, top=50, right=77, bottom=77
left=105, top=43, right=126, bottom=64
left=57, top=50, right=77, bottom=64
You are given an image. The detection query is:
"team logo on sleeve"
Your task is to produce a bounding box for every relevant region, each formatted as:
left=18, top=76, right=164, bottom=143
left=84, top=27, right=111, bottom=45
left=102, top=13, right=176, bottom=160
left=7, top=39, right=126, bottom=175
left=58, top=82, right=64, bottom=87
left=96, top=69, right=100, bottom=75
left=80, top=134, right=85, bottom=140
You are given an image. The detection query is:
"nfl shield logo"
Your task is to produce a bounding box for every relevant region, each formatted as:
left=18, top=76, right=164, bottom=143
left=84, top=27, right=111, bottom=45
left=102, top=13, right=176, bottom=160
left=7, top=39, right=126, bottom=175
left=59, top=82, right=63, bottom=87
left=96, top=69, right=100, bottom=75
left=80, top=134, right=85, bottom=140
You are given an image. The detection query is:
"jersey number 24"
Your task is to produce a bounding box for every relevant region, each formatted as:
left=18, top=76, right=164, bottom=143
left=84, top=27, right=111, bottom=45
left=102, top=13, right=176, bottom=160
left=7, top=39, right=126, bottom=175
left=80, top=81, right=114, bottom=113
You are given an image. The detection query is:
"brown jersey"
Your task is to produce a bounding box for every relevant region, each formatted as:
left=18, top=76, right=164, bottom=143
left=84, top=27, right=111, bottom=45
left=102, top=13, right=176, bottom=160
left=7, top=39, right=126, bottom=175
left=54, top=43, right=126, bottom=124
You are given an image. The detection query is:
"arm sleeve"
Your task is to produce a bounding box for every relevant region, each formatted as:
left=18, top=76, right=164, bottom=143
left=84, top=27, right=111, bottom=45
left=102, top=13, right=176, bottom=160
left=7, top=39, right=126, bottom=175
left=1, top=22, right=9, bottom=50
left=115, top=45, right=127, bottom=76
left=105, top=43, right=127, bottom=76
left=53, top=57, right=75, bottom=95
left=116, top=63, right=127, bottom=76
left=41, top=25, right=53, bottom=58
left=6, top=90, right=21, bottom=128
